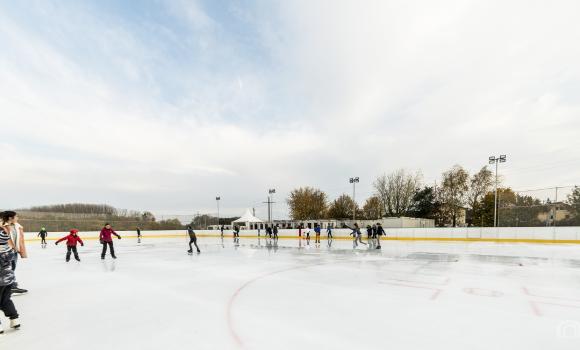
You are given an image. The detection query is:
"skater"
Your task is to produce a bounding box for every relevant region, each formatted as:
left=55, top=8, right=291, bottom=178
left=375, top=223, right=385, bottom=249
left=366, top=225, right=373, bottom=239
left=1, top=211, right=27, bottom=294
left=265, top=225, right=272, bottom=238
left=55, top=229, right=84, bottom=262
left=0, top=226, right=20, bottom=333
left=372, top=224, right=378, bottom=239
left=99, top=223, right=121, bottom=260
left=273, top=224, right=279, bottom=239
left=326, top=224, right=333, bottom=239
left=298, top=224, right=302, bottom=238
left=136, top=227, right=142, bottom=243
left=38, top=227, right=48, bottom=247
left=314, top=224, right=321, bottom=243
left=220, top=225, right=225, bottom=238
left=349, top=223, right=366, bottom=247
left=304, top=226, right=311, bottom=242
left=187, top=225, right=200, bottom=254
left=233, top=225, right=240, bottom=238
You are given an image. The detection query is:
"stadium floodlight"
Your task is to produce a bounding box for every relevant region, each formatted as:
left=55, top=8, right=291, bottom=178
left=488, top=155, right=508, bottom=227
left=267, top=189, right=276, bottom=223
left=349, top=177, right=360, bottom=222
left=216, top=196, right=221, bottom=227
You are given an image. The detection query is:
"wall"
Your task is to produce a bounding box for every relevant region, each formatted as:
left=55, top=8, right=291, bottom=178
left=23, top=226, right=580, bottom=243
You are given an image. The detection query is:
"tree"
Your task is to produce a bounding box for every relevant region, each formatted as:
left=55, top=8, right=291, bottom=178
left=373, top=169, right=422, bottom=217
left=568, top=186, right=580, bottom=216
left=410, top=186, right=441, bottom=220
left=439, top=165, right=469, bottom=227
left=327, top=194, right=358, bottom=219
left=467, top=166, right=494, bottom=226
left=287, top=187, right=328, bottom=220
left=362, top=196, right=382, bottom=220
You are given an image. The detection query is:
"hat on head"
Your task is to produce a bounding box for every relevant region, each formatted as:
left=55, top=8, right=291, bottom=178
left=70, top=229, right=79, bottom=234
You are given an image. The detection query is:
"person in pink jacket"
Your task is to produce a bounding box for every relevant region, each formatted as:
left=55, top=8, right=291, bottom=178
left=99, top=223, right=121, bottom=260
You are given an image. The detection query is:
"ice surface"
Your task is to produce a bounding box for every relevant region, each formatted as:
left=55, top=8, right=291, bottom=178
left=1, top=236, right=580, bottom=350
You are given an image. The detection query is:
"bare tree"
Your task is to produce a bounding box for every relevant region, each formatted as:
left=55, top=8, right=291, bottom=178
left=373, top=169, right=422, bottom=217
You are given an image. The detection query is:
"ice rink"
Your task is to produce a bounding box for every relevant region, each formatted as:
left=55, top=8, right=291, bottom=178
left=1, top=235, right=580, bottom=349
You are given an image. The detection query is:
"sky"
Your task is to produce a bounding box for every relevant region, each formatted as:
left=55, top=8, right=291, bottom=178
left=1, top=0, right=579, bottom=219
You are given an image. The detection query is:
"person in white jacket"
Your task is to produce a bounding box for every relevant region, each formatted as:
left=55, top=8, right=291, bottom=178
left=1, top=211, right=27, bottom=294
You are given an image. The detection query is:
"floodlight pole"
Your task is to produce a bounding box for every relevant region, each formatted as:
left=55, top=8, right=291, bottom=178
left=489, top=155, right=507, bottom=227
left=349, top=177, right=359, bottom=222
left=216, top=196, right=221, bottom=227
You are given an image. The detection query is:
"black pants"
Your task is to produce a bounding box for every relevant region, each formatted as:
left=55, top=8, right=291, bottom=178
left=41, top=236, right=47, bottom=244
left=234, top=232, right=239, bottom=237
left=66, top=246, right=80, bottom=261
left=101, top=241, right=116, bottom=258
left=189, top=237, right=200, bottom=252
left=0, top=284, right=18, bottom=320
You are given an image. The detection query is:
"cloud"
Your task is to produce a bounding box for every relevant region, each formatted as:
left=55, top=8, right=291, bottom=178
left=0, top=0, right=579, bottom=217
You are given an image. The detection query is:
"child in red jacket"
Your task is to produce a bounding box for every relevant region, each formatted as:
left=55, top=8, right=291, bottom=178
left=55, top=229, right=84, bottom=262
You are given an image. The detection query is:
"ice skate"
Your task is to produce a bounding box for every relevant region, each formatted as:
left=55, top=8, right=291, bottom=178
left=10, top=318, right=20, bottom=329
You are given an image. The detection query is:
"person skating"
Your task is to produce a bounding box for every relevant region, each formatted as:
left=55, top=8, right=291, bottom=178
left=136, top=227, right=142, bottom=243
left=273, top=224, right=279, bottom=239
left=366, top=225, right=373, bottom=240
left=233, top=225, right=240, bottom=241
left=0, top=225, right=20, bottom=333
left=304, top=227, right=311, bottom=242
left=326, top=224, right=333, bottom=239
left=1, top=211, right=27, bottom=294
left=372, top=224, right=377, bottom=239
left=220, top=225, right=225, bottom=238
left=314, top=224, right=321, bottom=243
left=187, top=225, right=200, bottom=254
left=55, top=229, right=84, bottom=262
left=375, top=223, right=385, bottom=249
left=265, top=225, right=272, bottom=238
left=38, top=227, right=48, bottom=247
left=99, top=223, right=121, bottom=260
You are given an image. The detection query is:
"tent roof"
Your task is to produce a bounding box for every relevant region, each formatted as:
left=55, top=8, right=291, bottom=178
left=232, top=208, right=263, bottom=223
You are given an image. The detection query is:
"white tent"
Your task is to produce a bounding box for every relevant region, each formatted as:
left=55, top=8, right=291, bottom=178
left=232, top=208, right=263, bottom=229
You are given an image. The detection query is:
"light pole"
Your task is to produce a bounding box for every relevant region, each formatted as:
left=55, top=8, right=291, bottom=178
left=488, top=155, right=507, bottom=227
left=268, top=189, right=276, bottom=225
left=216, top=196, right=221, bottom=228
left=349, top=177, right=359, bottom=222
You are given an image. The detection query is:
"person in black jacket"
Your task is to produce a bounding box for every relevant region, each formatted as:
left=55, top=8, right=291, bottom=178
left=187, top=226, right=200, bottom=254
left=375, top=223, right=385, bottom=249
left=38, top=227, right=48, bottom=248
left=366, top=225, right=373, bottom=239
left=273, top=224, right=279, bottom=239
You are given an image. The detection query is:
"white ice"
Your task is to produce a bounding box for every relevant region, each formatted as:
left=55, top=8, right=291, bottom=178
left=1, top=235, right=580, bottom=350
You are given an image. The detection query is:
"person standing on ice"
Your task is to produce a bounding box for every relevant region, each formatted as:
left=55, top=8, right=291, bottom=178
left=0, top=225, right=21, bottom=333
left=1, top=211, right=27, bottom=294
left=38, top=227, right=48, bottom=247
left=265, top=225, right=272, bottom=238
left=55, top=229, right=84, bottom=262
left=314, top=224, right=321, bottom=243
left=326, top=224, right=333, bottom=239
left=99, top=223, right=121, bottom=260
left=375, top=223, right=385, bottom=249
left=220, top=225, right=225, bottom=238
left=136, top=227, right=142, bottom=243
left=233, top=225, right=240, bottom=239
left=366, top=225, right=373, bottom=240
left=273, top=224, right=279, bottom=239
left=187, top=225, right=200, bottom=254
